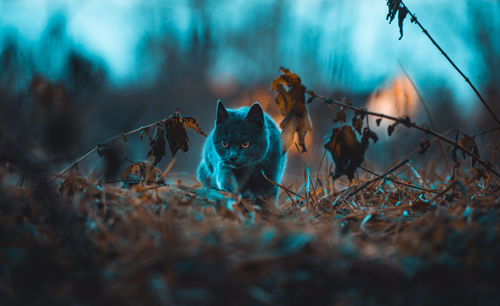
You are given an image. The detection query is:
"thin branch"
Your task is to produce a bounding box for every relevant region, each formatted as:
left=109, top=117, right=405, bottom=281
left=347, top=160, right=409, bottom=199
left=261, top=170, right=307, bottom=201
left=47, top=118, right=169, bottom=185
left=398, top=62, right=451, bottom=171
left=473, top=127, right=500, bottom=138
left=359, top=166, right=440, bottom=194
left=400, top=1, right=500, bottom=126
left=308, top=92, right=500, bottom=178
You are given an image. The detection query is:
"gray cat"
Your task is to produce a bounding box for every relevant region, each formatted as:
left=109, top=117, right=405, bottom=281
left=197, top=101, right=286, bottom=202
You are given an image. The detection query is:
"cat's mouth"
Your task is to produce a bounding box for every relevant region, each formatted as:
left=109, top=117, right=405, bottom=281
left=222, top=161, right=244, bottom=169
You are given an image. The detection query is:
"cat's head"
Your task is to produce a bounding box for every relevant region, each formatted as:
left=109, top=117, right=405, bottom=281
left=212, top=101, right=269, bottom=168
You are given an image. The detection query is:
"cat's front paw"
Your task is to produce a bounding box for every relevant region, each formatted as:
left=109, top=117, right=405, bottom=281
left=218, top=175, right=238, bottom=193
left=215, top=167, right=238, bottom=193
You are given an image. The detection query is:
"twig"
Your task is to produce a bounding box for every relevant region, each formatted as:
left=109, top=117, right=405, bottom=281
left=308, top=92, right=500, bottom=178
left=339, top=203, right=415, bottom=222
left=162, top=157, right=177, bottom=179
left=398, top=62, right=450, bottom=171
left=473, top=127, right=500, bottom=138
left=47, top=118, right=169, bottom=185
left=261, top=170, right=307, bottom=201
left=103, top=179, right=167, bottom=186
left=359, top=166, right=440, bottom=194
left=428, top=177, right=477, bottom=203
left=347, top=160, right=409, bottom=199
left=400, top=1, right=500, bottom=126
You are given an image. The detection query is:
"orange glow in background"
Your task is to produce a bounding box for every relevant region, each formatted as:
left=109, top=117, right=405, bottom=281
left=366, top=75, right=419, bottom=138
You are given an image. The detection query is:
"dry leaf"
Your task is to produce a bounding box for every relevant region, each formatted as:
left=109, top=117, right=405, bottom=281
left=386, top=0, right=411, bottom=40
left=148, top=126, right=166, bottom=165
left=352, top=116, right=363, bottom=134
left=334, top=108, right=346, bottom=123
left=140, top=127, right=150, bottom=140
left=271, top=67, right=312, bottom=153
left=324, top=126, right=366, bottom=181
left=458, top=134, right=480, bottom=167
left=419, top=140, right=430, bottom=155
left=120, top=161, right=164, bottom=186
left=165, top=109, right=206, bottom=156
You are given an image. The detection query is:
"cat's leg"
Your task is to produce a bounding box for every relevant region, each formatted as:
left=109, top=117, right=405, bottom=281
left=197, top=161, right=213, bottom=187
left=215, top=166, right=238, bottom=193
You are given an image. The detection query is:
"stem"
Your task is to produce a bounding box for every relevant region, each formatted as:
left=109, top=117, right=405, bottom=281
left=347, top=160, right=409, bottom=198
left=398, top=62, right=451, bottom=171
left=309, top=92, right=500, bottom=178
left=359, top=166, right=440, bottom=194
left=400, top=1, right=500, bottom=126
left=473, top=127, right=500, bottom=138
left=47, top=118, right=168, bottom=185
left=261, top=169, right=307, bottom=201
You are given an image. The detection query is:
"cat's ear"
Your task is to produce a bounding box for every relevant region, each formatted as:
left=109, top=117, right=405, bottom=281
left=216, top=100, right=229, bottom=125
left=246, top=102, right=264, bottom=129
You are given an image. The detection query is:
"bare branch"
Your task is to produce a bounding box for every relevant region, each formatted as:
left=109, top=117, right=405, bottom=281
left=308, top=92, right=500, bottom=178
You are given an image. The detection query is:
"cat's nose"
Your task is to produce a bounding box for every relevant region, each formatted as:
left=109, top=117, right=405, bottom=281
left=229, top=156, right=238, bottom=162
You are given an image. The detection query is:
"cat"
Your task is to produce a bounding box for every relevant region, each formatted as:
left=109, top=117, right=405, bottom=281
left=197, top=101, right=286, bottom=203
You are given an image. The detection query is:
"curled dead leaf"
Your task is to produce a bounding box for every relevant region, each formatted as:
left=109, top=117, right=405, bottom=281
left=148, top=125, right=166, bottom=165
left=419, top=140, right=430, bottom=155
left=458, top=134, right=480, bottom=167
left=352, top=116, right=363, bottom=134
left=388, top=123, right=397, bottom=136
left=324, top=126, right=367, bottom=181
left=165, top=109, right=206, bottom=156
left=280, top=109, right=312, bottom=153
left=271, top=67, right=312, bottom=153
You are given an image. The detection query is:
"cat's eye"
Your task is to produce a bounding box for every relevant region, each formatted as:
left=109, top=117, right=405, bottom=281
left=220, top=140, right=229, bottom=148
left=241, top=141, right=250, bottom=149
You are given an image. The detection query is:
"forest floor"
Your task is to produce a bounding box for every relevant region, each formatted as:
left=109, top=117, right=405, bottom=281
left=1, top=68, right=500, bottom=306
left=1, top=158, right=500, bottom=305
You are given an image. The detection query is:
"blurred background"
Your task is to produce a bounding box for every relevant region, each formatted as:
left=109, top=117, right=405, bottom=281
left=1, top=0, right=498, bottom=184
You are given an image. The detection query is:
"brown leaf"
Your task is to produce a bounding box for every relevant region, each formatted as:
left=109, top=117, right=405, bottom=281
left=165, top=109, right=207, bottom=156
left=397, top=5, right=409, bottom=40
left=280, top=109, right=312, bottom=153
left=388, top=123, right=397, bottom=136
left=60, top=176, right=88, bottom=197
left=120, top=161, right=164, bottom=186
left=353, top=116, right=363, bottom=133
left=362, top=127, right=379, bottom=145
left=148, top=126, right=166, bottom=165
left=386, top=0, right=409, bottom=39
left=334, top=108, right=346, bottom=123
left=274, top=84, right=294, bottom=116
left=399, top=116, right=413, bottom=127
left=419, top=140, right=430, bottom=155
left=342, top=98, right=352, bottom=106
left=324, top=126, right=367, bottom=181
left=271, top=68, right=312, bottom=153
left=458, top=134, right=480, bottom=167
